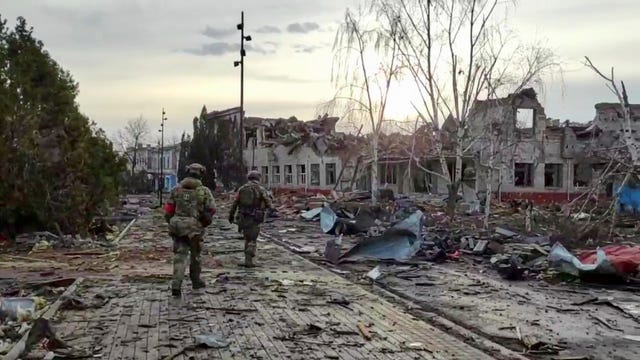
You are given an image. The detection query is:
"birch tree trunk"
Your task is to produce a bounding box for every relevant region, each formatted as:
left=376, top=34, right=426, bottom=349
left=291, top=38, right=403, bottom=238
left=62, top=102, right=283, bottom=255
left=371, top=134, right=379, bottom=205
left=483, top=137, right=494, bottom=230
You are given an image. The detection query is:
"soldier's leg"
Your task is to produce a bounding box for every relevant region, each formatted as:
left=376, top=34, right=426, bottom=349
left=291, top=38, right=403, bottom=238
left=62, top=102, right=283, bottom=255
left=243, top=224, right=260, bottom=267
left=171, top=236, right=189, bottom=294
left=189, top=236, right=205, bottom=288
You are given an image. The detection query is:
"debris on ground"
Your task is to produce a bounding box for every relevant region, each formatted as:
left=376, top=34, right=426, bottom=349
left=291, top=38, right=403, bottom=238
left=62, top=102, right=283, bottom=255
left=549, top=242, right=640, bottom=283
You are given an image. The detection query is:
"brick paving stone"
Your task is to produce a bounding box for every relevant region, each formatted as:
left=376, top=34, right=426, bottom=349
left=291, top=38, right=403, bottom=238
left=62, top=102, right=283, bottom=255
left=52, top=215, right=497, bottom=360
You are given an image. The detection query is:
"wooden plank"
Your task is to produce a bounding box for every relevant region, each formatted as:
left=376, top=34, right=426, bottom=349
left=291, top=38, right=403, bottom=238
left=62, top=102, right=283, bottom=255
left=114, top=218, right=137, bottom=244
left=121, top=293, right=142, bottom=360
left=252, top=302, right=292, bottom=359
left=225, top=287, right=270, bottom=360
left=207, top=282, right=257, bottom=358
left=156, top=297, right=172, bottom=360
left=3, top=278, right=84, bottom=360
left=304, top=303, right=359, bottom=360
left=136, top=295, right=151, bottom=359
left=108, top=301, right=132, bottom=360
left=146, top=297, right=160, bottom=360
left=278, top=300, right=327, bottom=360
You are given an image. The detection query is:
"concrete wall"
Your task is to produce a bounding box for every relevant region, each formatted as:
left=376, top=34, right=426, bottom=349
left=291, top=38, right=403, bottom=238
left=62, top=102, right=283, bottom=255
left=466, top=94, right=613, bottom=203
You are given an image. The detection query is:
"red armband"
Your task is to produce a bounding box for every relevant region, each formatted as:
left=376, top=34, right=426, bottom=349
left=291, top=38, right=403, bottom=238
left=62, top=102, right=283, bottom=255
left=210, top=208, right=216, bottom=216
left=164, top=203, right=176, bottom=215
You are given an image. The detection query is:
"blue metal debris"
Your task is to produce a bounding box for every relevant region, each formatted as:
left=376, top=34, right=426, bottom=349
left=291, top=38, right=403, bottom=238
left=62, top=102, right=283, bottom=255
left=340, top=210, right=424, bottom=262
left=320, top=206, right=338, bottom=233
left=301, top=207, right=323, bottom=221
left=548, top=242, right=615, bottom=277
left=616, top=184, right=640, bottom=213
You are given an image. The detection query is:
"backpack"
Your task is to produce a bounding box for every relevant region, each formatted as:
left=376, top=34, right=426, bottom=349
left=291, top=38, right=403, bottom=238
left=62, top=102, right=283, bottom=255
left=174, top=188, right=200, bottom=218
left=238, top=184, right=260, bottom=208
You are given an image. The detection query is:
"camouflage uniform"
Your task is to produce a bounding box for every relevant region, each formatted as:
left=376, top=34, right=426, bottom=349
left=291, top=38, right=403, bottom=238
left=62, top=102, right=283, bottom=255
left=228, top=173, right=272, bottom=267
left=164, top=164, right=215, bottom=295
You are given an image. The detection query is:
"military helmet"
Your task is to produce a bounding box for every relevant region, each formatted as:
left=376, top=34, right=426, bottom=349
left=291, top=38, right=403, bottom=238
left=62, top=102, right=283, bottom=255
left=186, top=163, right=206, bottom=176
left=247, top=170, right=261, bottom=181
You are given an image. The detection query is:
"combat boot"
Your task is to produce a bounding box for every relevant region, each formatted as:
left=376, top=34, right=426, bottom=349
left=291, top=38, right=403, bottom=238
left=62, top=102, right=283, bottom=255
left=192, top=279, right=206, bottom=289
left=244, top=255, right=256, bottom=268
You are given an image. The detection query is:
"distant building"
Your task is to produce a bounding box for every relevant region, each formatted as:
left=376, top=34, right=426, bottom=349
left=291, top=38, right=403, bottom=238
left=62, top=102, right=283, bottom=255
left=127, top=143, right=181, bottom=192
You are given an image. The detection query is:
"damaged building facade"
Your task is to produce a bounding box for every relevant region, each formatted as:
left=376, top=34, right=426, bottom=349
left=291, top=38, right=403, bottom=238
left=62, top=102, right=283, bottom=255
left=464, top=89, right=640, bottom=203
left=204, top=92, right=638, bottom=204
left=239, top=114, right=424, bottom=194
left=240, top=115, right=351, bottom=192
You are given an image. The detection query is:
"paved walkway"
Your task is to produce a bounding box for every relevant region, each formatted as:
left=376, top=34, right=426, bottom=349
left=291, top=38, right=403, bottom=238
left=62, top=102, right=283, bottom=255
left=53, top=214, right=498, bottom=360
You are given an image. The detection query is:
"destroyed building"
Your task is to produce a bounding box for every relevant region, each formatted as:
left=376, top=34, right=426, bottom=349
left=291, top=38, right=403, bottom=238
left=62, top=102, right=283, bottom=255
left=463, top=88, right=639, bottom=203
left=203, top=92, right=638, bottom=203
left=237, top=114, right=434, bottom=194
left=240, top=114, right=352, bottom=192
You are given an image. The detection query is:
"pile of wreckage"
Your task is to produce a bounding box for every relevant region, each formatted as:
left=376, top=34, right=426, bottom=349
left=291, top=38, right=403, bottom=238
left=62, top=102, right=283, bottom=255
left=1, top=195, right=152, bottom=253
left=290, top=190, right=640, bottom=286
left=0, top=278, right=107, bottom=359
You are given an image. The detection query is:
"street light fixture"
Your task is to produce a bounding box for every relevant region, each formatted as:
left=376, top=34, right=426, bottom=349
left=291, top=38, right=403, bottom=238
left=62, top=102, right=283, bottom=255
left=235, top=11, right=251, bottom=178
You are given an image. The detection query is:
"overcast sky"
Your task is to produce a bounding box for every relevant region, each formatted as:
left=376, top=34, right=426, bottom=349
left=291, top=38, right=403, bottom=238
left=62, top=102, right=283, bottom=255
left=1, top=0, right=638, bottom=140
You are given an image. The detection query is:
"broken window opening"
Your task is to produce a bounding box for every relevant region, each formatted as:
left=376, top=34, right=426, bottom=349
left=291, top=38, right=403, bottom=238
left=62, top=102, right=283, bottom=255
left=326, top=163, right=336, bottom=185
left=244, top=128, right=257, bottom=148
left=296, top=164, right=306, bottom=185
left=544, top=164, right=563, bottom=188
left=573, top=163, right=592, bottom=187
left=516, top=108, right=534, bottom=129
left=514, top=163, right=533, bottom=187
left=379, top=163, right=398, bottom=185
left=310, top=164, right=320, bottom=186
left=284, top=165, right=293, bottom=184
left=271, top=165, right=281, bottom=185
left=261, top=166, right=269, bottom=185
left=264, top=128, right=276, bottom=140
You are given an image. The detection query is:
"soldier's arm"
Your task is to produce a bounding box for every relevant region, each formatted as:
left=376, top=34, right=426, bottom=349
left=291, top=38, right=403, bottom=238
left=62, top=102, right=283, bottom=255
left=229, top=192, right=239, bottom=223
left=262, top=188, right=273, bottom=209
left=202, top=187, right=216, bottom=216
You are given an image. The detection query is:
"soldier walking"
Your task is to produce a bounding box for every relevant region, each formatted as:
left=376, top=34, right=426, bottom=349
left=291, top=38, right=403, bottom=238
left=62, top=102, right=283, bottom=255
left=164, top=163, right=216, bottom=296
left=228, top=171, right=272, bottom=267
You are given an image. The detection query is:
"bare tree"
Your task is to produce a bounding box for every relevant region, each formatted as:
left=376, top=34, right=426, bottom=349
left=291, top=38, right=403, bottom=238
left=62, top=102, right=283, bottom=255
left=331, top=9, right=403, bottom=204
left=584, top=57, right=639, bottom=237
left=116, top=116, right=150, bottom=177
left=368, top=0, right=558, bottom=216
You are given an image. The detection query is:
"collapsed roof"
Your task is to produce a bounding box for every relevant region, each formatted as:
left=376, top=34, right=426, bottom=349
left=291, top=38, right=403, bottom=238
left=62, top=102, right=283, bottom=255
left=243, top=114, right=436, bottom=162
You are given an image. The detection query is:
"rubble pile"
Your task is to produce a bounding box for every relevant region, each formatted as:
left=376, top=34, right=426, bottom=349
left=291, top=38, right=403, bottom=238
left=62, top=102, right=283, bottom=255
left=4, top=195, right=151, bottom=254
left=269, top=188, right=639, bottom=286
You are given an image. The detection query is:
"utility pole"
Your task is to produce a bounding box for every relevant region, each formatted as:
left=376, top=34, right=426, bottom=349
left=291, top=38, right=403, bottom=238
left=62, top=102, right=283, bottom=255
left=235, top=11, right=251, bottom=179
left=159, top=108, right=167, bottom=204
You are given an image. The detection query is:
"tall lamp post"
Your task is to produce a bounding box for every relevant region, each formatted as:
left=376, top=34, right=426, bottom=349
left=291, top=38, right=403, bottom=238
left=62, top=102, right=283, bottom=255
left=235, top=11, right=251, bottom=177
left=159, top=108, right=167, bottom=204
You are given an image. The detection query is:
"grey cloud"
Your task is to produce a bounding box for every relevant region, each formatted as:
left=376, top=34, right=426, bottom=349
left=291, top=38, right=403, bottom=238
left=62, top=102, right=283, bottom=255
left=202, top=26, right=235, bottom=38
left=184, top=42, right=239, bottom=56
left=255, top=25, right=281, bottom=33
left=184, top=42, right=275, bottom=56
left=293, top=44, right=323, bottom=53
left=286, top=22, right=320, bottom=33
